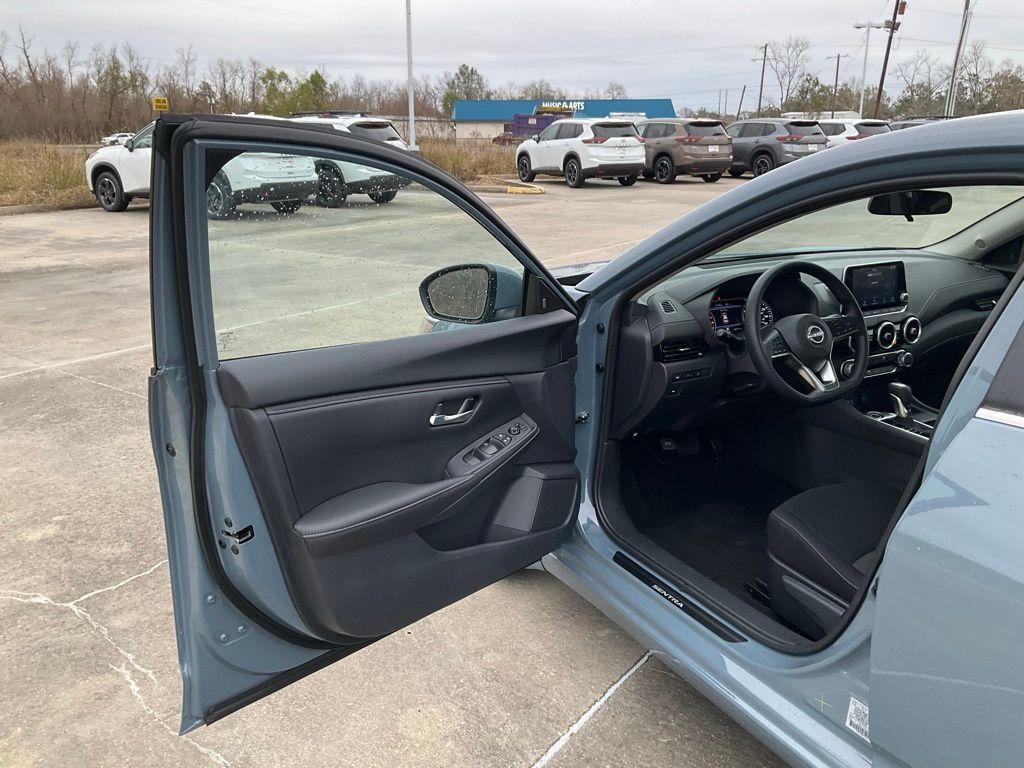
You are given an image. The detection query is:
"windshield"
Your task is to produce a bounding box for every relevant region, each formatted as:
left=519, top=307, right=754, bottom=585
left=686, top=122, right=726, bottom=136
left=592, top=123, right=639, bottom=138
left=348, top=121, right=402, bottom=141
left=715, top=186, right=1024, bottom=259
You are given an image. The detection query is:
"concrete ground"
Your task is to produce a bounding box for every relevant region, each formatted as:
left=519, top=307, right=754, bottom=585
left=0, top=175, right=785, bottom=767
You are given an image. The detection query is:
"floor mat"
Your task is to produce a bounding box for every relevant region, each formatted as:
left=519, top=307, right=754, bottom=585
left=623, top=439, right=799, bottom=615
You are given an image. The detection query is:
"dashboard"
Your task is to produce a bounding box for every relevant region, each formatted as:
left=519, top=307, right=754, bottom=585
left=609, top=250, right=1010, bottom=438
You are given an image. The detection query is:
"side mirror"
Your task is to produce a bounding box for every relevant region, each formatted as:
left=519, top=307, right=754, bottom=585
left=124, top=138, right=134, bottom=152
left=419, top=263, right=524, bottom=325
left=868, top=190, right=952, bottom=221
left=531, top=134, right=540, bottom=142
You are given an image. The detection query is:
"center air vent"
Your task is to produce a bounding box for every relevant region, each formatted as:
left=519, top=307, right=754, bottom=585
left=657, top=339, right=707, bottom=363
left=660, top=300, right=676, bottom=314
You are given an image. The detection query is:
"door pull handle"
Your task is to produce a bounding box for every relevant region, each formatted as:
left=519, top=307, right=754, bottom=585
left=429, top=398, right=477, bottom=427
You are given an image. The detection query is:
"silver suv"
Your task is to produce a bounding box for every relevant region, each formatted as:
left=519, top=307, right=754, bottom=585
left=725, top=119, right=827, bottom=177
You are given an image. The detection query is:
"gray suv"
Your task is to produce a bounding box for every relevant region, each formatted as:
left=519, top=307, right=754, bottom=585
left=726, top=119, right=827, bottom=177
left=636, top=118, right=732, bottom=184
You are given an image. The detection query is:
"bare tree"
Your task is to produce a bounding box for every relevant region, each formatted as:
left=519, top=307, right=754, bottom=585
left=767, top=36, right=810, bottom=108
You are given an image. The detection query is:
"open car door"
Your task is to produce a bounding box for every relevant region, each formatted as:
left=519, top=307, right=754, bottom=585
left=148, top=115, right=581, bottom=732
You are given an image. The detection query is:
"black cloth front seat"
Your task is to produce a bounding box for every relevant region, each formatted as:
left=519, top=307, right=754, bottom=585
left=766, top=481, right=902, bottom=639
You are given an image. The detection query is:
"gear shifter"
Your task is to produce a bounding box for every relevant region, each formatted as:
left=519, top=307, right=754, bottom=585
left=888, top=382, right=913, bottom=420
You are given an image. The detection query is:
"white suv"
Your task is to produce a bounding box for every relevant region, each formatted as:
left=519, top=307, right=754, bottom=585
left=289, top=111, right=411, bottom=207
left=86, top=120, right=318, bottom=218
left=515, top=118, right=645, bottom=188
left=816, top=118, right=891, bottom=148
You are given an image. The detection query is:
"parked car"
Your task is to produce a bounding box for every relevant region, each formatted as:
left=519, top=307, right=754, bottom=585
left=725, top=118, right=827, bottom=177
left=816, top=118, right=891, bottom=148
left=86, top=120, right=317, bottom=218
left=289, top=111, right=411, bottom=207
left=515, top=118, right=645, bottom=188
left=889, top=115, right=954, bottom=131
left=99, top=131, right=133, bottom=146
left=635, top=118, right=732, bottom=183
left=151, top=112, right=1024, bottom=768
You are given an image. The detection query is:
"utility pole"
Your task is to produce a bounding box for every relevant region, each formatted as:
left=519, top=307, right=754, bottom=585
left=405, top=0, right=418, bottom=150
left=724, top=89, right=729, bottom=118
left=826, top=54, right=850, bottom=118
left=755, top=44, right=768, bottom=116
left=945, top=0, right=972, bottom=116
left=873, top=0, right=906, bottom=119
left=854, top=21, right=886, bottom=118
left=736, top=84, right=747, bottom=119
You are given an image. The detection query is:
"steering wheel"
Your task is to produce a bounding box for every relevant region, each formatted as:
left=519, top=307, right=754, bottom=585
left=746, top=261, right=868, bottom=405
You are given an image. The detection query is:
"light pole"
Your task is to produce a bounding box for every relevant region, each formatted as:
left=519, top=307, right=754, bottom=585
left=405, top=0, right=418, bottom=150
left=854, top=21, right=886, bottom=118
left=945, top=0, right=973, bottom=116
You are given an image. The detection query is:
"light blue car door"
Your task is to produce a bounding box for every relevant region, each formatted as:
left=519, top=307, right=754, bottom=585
left=148, top=115, right=581, bottom=731
left=869, top=266, right=1024, bottom=768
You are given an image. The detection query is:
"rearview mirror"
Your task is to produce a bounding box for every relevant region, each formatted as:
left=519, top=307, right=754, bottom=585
left=419, top=264, right=496, bottom=323
left=868, top=190, right=953, bottom=221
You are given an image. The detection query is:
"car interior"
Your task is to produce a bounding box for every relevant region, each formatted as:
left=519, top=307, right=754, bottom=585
left=597, top=185, right=1024, bottom=649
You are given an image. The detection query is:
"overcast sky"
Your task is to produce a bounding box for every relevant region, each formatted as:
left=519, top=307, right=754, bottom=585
left=6, top=0, right=1024, bottom=111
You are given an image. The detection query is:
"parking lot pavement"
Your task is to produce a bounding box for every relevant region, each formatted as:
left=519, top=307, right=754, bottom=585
left=0, top=175, right=784, bottom=767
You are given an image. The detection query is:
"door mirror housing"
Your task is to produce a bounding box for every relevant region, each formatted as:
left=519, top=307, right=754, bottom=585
left=868, top=190, right=953, bottom=221
left=531, top=134, right=540, bottom=143
left=419, top=263, right=523, bottom=324
left=124, top=138, right=134, bottom=152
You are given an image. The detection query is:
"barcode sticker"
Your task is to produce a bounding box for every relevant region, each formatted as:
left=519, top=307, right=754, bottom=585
left=845, top=697, right=870, bottom=743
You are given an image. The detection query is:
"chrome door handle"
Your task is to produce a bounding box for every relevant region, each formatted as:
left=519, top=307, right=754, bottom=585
left=429, top=398, right=477, bottom=427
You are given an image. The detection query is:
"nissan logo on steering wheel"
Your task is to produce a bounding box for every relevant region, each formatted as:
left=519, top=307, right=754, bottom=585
left=806, top=325, right=825, bottom=345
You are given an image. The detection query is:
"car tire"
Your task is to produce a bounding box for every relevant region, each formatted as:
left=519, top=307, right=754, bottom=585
left=271, top=201, right=303, bottom=214
left=751, top=153, right=775, bottom=177
left=728, top=168, right=746, bottom=178
left=564, top=157, right=585, bottom=188
left=517, top=154, right=536, bottom=182
left=206, top=174, right=236, bottom=220
left=702, top=173, right=722, bottom=183
left=618, top=175, right=638, bottom=187
left=654, top=155, right=676, bottom=184
left=368, top=190, right=397, bottom=204
left=94, top=171, right=129, bottom=212
left=315, top=165, right=348, bottom=208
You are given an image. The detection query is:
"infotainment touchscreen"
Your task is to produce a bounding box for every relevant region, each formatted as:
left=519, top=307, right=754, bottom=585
left=843, top=262, right=906, bottom=312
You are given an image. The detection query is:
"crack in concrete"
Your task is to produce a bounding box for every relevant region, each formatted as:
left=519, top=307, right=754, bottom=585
left=0, top=559, right=169, bottom=688
left=110, top=663, right=231, bottom=768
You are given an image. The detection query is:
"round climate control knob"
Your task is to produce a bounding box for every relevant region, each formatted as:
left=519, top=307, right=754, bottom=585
left=902, top=316, right=922, bottom=344
left=897, top=350, right=914, bottom=368
left=875, top=321, right=898, bottom=350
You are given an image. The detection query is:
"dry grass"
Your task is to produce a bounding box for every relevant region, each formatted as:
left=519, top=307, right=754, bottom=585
left=418, top=139, right=517, bottom=183
left=0, top=142, right=95, bottom=209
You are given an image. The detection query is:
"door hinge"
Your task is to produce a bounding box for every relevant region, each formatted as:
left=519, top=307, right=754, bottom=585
left=575, top=411, right=591, bottom=425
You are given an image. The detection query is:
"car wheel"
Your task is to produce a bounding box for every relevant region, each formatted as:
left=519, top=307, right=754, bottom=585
left=94, top=171, right=129, bottom=212
left=654, top=156, right=676, bottom=184
left=751, top=153, right=775, bottom=177
left=517, top=154, right=536, bottom=182
left=702, top=173, right=722, bottom=183
left=618, top=175, right=638, bottom=187
left=206, top=174, right=236, bottom=220
left=564, top=157, right=585, bottom=188
left=368, top=190, right=397, bottom=204
left=315, top=166, right=348, bottom=208
left=728, top=168, right=746, bottom=178
left=271, top=201, right=303, bottom=214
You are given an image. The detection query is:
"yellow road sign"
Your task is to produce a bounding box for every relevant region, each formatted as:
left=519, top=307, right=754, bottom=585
left=151, top=97, right=169, bottom=112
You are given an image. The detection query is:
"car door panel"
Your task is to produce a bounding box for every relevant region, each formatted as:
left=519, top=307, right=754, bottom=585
left=150, top=115, right=581, bottom=727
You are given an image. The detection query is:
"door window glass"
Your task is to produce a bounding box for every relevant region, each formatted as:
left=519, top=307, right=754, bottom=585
left=132, top=124, right=155, bottom=149
left=726, top=124, right=743, bottom=138
left=538, top=124, right=559, bottom=141
left=203, top=150, right=526, bottom=360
